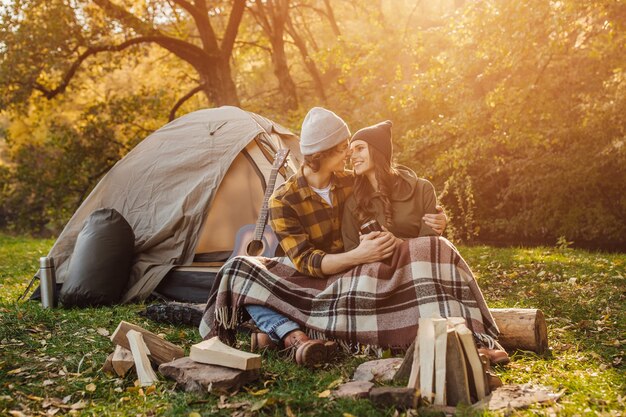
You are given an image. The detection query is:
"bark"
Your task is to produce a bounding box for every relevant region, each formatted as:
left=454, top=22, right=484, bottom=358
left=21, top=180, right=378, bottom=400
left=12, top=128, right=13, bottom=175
left=251, top=0, right=298, bottom=110
left=322, top=0, right=341, bottom=37
left=285, top=14, right=327, bottom=102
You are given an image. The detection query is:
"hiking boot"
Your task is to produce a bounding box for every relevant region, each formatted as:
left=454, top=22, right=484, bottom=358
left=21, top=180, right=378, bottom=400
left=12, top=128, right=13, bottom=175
left=486, top=369, right=503, bottom=390
left=283, top=330, right=336, bottom=367
left=478, top=347, right=510, bottom=365
left=250, top=332, right=279, bottom=352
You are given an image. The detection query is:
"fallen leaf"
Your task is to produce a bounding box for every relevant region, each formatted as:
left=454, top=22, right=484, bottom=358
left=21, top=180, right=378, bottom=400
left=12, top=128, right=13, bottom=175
left=8, top=411, right=26, bottom=417
left=85, top=383, right=96, bottom=392
left=326, top=378, right=343, bottom=390
left=249, top=388, right=269, bottom=396
left=250, top=399, right=268, bottom=411
left=96, top=328, right=110, bottom=337
left=7, top=368, right=22, bottom=375
left=343, top=414, right=357, bottom=417
left=188, top=412, right=201, bottom=417
left=70, top=400, right=87, bottom=410
left=285, top=405, right=296, bottom=417
left=43, top=379, right=54, bottom=386
left=318, top=390, right=331, bottom=398
left=145, top=385, right=156, bottom=395
left=62, top=395, right=72, bottom=404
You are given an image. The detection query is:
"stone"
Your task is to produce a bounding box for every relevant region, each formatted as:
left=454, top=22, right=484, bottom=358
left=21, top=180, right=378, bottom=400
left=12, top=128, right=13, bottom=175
left=478, top=384, right=563, bottom=411
left=352, top=358, right=404, bottom=382
left=158, top=357, right=260, bottom=394
left=331, top=381, right=374, bottom=399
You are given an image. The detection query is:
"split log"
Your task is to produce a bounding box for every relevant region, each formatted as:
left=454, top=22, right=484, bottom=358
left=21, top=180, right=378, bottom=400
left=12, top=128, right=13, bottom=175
left=393, top=340, right=414, bottom=383
left=190, top=336, right=261, bottom=370
left=159, top=357, right=260, bottom=394
left=126, top=330, right=159, bottom=386
left=433, top=319, right=448, bottom=405
left=417, top=318, right=435, bottom=400
left=455, top=322, right=487, bottom=401
left=102, top=352, right=115, bottom=374
left=110, top=321, right=184, bottom=365
left=445, top=328, right=471, bottom=406
left=490, top=308, right=548, bottom=354
left=112, top=345, right=134, bottom=377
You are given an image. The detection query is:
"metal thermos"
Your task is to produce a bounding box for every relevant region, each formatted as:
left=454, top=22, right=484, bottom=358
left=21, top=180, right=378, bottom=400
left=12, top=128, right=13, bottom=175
left=39, top=257, right=57, bottom=308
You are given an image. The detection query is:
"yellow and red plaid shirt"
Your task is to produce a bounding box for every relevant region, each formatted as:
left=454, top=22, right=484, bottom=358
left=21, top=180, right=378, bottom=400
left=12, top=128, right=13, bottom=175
left=269, top=167, right=354, bottom=277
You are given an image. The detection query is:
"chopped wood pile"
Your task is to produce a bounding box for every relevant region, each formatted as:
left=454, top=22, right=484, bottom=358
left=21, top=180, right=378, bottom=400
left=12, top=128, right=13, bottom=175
left=101, top=320, right=260, bottom=392
left=100, top=308, right=551, bottom=410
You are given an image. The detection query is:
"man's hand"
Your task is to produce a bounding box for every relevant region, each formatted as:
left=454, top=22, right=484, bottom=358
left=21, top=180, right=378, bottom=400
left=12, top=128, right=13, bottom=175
left=354, top=231, right=395, bottom=263
left=423, top=205, right=447, bottom=235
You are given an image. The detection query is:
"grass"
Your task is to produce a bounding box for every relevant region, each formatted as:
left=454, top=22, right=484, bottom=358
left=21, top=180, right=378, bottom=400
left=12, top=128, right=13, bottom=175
left=0, top=233, right=624, bottom=416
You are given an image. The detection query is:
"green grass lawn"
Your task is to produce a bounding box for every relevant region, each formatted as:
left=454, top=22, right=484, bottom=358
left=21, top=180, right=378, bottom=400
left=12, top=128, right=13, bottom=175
left=1, top=234, right=624, bottom=416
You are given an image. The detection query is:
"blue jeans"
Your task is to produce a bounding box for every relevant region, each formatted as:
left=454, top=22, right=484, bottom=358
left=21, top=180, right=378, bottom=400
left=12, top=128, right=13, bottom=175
left=245, top=305, right=300, bottom=343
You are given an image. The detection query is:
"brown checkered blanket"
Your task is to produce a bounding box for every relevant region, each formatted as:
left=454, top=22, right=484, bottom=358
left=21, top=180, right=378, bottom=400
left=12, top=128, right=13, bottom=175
left=199, top=236, right=500, bottom=349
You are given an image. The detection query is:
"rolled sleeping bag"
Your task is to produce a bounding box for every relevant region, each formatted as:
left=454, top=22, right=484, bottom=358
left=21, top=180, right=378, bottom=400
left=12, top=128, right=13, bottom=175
left=60, top=208, right=135, bottom=307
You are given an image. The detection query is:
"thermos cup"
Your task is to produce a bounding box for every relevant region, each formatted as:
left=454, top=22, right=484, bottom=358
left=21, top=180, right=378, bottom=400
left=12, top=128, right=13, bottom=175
left=39, top=257, right=57, bottom=308
left=360, top=219, right=383, bottom=235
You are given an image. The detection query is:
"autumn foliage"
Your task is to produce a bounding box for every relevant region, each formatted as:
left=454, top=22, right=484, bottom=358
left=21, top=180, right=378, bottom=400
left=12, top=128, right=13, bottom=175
left=0, top=0, right=624, bottom=249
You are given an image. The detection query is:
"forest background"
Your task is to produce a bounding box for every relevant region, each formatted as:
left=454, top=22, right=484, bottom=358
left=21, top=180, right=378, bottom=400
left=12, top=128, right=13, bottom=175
left=1, top=0, right=625, bottom=251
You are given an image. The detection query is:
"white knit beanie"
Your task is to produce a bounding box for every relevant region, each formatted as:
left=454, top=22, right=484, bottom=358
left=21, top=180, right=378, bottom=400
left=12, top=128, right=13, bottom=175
left=299, top=107, right=350, bottom=155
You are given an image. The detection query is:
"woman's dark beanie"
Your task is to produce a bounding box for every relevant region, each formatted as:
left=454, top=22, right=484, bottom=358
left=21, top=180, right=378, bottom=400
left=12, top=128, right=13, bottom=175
left=350, top=120, right=393, bottom=162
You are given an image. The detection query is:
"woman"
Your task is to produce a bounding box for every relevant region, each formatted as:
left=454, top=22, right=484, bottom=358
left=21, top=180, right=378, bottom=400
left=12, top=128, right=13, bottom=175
left=199, top=108, right=503, bottom=366
left=342, top=120, right=439, bottom=251
left=342, top=120, right=509, bottom=364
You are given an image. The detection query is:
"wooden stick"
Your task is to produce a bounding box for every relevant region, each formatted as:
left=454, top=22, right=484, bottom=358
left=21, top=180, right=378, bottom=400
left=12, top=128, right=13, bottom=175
left=126, top=330, right=159, bottom=386
left=110, top=321, right=184, bottom=365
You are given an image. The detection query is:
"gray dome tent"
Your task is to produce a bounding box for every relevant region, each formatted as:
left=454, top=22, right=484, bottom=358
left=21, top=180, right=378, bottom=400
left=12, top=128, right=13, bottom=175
left=40, top=106, right=302, bottom=303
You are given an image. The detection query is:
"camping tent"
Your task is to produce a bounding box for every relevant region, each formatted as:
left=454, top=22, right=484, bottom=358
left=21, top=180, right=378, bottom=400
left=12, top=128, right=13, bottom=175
left=41, top=106, right=302, bottom=303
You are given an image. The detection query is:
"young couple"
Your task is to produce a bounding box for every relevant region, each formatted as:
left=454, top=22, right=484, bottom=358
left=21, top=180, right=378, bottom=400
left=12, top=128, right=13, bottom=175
left=200, top=107, right=507, bottom=367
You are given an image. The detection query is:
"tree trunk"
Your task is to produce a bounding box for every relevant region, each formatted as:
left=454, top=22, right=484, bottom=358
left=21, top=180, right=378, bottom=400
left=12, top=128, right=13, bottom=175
left=270, top=33, right=298, bottom=110
left=250, top=0, right=298, bottom=111
left=201, top=57, right=240, bottom=107
left=286, top=17, right=327, bottom=103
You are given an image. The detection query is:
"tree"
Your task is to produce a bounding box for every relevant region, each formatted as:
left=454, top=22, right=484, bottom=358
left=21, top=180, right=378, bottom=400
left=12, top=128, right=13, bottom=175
left=1, top=0, right=246, bottom=117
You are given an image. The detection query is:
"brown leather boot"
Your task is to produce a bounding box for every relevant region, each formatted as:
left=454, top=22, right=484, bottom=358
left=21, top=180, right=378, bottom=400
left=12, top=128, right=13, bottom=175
left=250, top=332, right=279, bottom=352
left=283, top=330, right=335, bottom=367
left=478, top=347, right=510, bottom=365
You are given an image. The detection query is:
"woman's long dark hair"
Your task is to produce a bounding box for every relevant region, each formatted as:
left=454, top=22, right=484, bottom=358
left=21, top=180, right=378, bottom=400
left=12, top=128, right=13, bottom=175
left=353, top=145, right=398, bottom=228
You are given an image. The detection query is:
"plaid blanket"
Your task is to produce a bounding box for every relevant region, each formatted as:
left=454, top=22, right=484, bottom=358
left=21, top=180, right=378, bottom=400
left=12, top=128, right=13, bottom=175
left=199, top=236, right=500, bottom=349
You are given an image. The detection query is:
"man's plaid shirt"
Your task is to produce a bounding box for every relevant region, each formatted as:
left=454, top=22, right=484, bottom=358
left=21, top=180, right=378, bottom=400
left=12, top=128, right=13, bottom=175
left=269, top=167, right=354, bottom=278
